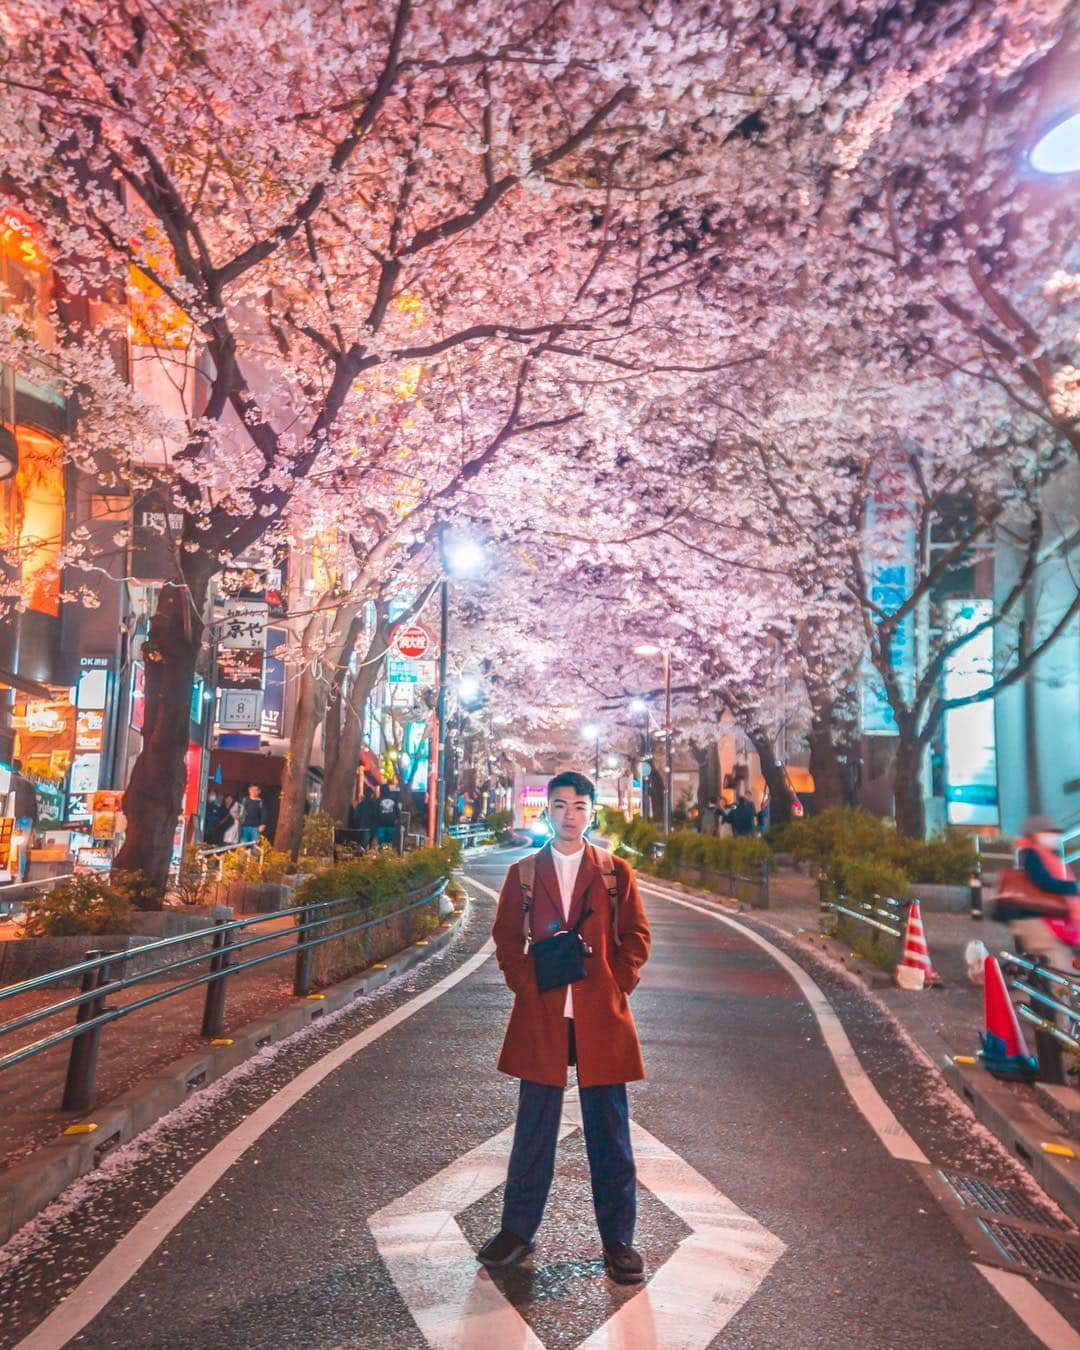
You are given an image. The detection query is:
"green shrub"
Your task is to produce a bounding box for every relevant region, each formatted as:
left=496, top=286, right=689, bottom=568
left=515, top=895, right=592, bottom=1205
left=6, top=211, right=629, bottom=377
left=825, top=855, right=910, bottom=904
left=616, top=816, right=660, bottom=860
left=595, top=807, right=628, bottom=840
left=656, top=830, right=771, bottom=879
left=221, top=837, right=295, bottom=883
left=23, top=874, right=134, bottom=937
left=300, top=810, right=336, bottom=859
left=772, top=806, right=974, bottom=886
left=485, top=809, right=514, bottom=836
left=888, top=831, right=975, bottom=884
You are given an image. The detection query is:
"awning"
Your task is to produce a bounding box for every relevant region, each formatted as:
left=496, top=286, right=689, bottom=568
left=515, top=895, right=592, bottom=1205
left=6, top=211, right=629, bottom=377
left=785, top=766, right=815, bottom=794
left=0, top=665, right=54, bottom=700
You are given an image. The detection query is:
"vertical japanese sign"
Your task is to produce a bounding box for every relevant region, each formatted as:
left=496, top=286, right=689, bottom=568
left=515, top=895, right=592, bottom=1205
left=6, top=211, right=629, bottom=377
left=860, top=497, right=916, bottom=736
left=943, top=598, right=998, bottom=826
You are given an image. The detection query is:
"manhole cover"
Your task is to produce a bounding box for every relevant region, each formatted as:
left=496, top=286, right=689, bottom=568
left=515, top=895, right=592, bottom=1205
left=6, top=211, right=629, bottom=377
left=979, top=1219, right=1080, bottom=1290
left=940, top=1171, right=1071, bottom=1232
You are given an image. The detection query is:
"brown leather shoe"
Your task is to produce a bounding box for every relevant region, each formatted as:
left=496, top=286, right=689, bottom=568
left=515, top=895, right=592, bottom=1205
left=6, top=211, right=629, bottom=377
left=603, top=1242, right=645, bottom=1284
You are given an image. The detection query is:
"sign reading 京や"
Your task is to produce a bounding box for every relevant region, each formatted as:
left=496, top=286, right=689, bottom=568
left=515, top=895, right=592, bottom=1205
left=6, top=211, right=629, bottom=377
left=390, top=623, right=436, bottom=662
left=219, top=601, right=269, bottom=649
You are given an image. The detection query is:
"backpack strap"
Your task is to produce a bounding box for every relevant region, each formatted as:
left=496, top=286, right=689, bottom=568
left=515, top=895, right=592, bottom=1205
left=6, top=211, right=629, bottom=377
left=517, top=853, right=536, bottom=945
left=591, top=845, right=622, bottom=948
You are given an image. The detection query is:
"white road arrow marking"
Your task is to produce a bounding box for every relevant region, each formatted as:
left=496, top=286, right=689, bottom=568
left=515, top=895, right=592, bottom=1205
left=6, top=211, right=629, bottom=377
left=369, top=1093, right=785, bottom=1350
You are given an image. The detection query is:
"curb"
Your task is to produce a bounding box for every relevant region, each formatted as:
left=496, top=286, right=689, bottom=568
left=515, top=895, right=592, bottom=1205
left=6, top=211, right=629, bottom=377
left=941, top=1059, right=1080, bottom=1223
left=0, top=905, right=466, bottom=1248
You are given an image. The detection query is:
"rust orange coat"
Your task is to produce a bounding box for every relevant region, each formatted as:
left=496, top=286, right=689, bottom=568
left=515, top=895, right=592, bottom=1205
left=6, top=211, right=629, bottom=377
left=492, top=843, right=651, bottom=1088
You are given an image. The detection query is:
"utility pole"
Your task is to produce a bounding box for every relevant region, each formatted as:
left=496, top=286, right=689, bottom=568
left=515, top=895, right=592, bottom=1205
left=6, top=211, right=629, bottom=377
left=663, top=646, right=672, bottom=835
left=434, top=576, right=449, bottom=845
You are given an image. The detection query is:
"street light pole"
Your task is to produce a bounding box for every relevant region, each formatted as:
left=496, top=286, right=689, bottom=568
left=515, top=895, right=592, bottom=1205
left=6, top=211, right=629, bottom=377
left=663, top=646, right=672, bottom=835
left=434, top=576, right=449, bottom=846
left=594, top=733, right=600, bottom=784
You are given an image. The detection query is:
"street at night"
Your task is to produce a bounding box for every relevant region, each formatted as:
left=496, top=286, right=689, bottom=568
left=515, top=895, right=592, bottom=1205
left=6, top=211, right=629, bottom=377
left=1, top=3, right=1079, bottom=1347
left=2, top=848, right=1078, bottom=1348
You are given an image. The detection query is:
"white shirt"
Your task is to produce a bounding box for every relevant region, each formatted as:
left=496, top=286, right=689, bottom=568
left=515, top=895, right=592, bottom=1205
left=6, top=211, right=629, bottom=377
left=550, top=845, right=585, bottom=1018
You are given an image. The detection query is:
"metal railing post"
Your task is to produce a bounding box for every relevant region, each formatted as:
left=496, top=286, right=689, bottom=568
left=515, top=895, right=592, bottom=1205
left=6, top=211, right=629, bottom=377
left=293, top=905, right=314, bottom=996
left=200, top=920, right=233, bottom=1039
left=758, top=859, right=770, bottom=909
left=1031, top=957, right=1066, bottom=1085
left=969, top=866, right=983, bottom=920
left=61, top=949, right=110, bottom=1113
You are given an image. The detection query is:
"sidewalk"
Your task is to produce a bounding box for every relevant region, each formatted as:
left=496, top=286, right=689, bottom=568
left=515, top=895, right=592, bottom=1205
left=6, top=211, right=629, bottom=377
left=0, top=917, right=299, bottom=1169
left=762, top=868, right=1015, bottom=1063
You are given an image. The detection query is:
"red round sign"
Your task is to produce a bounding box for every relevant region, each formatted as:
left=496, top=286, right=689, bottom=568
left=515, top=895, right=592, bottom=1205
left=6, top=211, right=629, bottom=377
left=390, top=623, right=435, bottom=661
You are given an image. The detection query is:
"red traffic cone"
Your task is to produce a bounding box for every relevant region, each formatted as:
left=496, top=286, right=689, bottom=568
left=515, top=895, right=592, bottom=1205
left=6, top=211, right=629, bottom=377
left=978, top=956, right=1038, bottom=1080
left=896, top=900, right=942, bottom=987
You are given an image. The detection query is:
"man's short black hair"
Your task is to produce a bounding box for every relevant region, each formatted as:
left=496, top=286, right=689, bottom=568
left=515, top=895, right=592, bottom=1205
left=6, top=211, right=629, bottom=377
left=547, top=770, right=595, bottom=802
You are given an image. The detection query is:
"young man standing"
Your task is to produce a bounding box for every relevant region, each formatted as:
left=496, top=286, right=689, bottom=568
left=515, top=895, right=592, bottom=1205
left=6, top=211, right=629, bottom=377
left=480, top=771, right=651, bottom=1283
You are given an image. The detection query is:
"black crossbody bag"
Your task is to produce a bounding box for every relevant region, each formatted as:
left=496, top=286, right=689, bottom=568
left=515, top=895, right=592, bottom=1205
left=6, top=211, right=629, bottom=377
left=527, top=906, right=594, bottom=994
left=518, top=847, right=621, bottom=994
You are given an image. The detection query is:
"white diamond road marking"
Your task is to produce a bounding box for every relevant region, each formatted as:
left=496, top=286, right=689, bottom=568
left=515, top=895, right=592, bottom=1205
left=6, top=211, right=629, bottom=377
left=369, top=1094, right=786, bottom=1350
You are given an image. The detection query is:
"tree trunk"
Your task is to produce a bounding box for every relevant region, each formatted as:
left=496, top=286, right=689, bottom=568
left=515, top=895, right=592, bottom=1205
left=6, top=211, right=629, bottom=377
left=746, top=725, right=795, bottom=828
left=114, top=562, right=210, bottom=896
left=322, top=613, right=363, bottom=792
left=321, top=611, right=391, bottom=824
left=892, top=730, right=926, bottom=839
left=274, top=602, right=360, bottom=857
left=806, top=684, right=858, bottom=812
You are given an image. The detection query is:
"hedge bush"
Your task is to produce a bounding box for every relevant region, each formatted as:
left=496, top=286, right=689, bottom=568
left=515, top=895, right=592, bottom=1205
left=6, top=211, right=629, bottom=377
left=825, top=855, right=911, bottom=904
left=294, top=843, right=460, bottom=987
left=659, top=831, right=771, bottom=876
left=615, top=816, right=660, bottom=861
left=771, top=806, right=974, bottom=885
left=23, top=874, right=135, bottom=937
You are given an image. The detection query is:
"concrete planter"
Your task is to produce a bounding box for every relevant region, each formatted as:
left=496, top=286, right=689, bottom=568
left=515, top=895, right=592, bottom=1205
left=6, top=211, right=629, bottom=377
left=0, top=910, right=217, bottom=989
left=207, top=880, right=293, bottom=915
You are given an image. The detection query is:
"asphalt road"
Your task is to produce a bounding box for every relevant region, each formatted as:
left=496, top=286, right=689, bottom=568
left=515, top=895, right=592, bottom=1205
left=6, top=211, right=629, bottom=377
left=1, top=847, right=1078, bottom=1349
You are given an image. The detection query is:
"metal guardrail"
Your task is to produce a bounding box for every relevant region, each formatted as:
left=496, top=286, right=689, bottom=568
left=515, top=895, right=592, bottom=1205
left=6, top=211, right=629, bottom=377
left=0, top=873, right=75, bottom=915
left=1063, top=823, right=1080, bottom=869
left=0, top=877, right=447, bottom=1113
left=999, top=949, right=1080, bottom=1085
left=820, top=891, right=909, bottom=966
left=194, top=839, right=259, bottom=882
left=446, top=824, right=494, bottom=848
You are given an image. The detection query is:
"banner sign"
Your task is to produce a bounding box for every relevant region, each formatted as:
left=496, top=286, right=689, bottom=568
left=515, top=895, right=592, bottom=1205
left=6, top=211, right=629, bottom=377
left=217, top=647, right=264, bottom=690
left=860, top=497, right=915, bottom=736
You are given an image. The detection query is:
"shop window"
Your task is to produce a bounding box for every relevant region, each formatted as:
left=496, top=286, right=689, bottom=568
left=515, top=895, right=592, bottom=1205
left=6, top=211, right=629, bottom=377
left=13, top=425, right=64, bottom=616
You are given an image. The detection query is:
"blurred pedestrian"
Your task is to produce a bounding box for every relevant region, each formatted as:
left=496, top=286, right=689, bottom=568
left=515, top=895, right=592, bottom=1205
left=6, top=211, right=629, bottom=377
left=995, top=814, right=1079, bottom=970
left=725, top=793, right=757, bottom=838
left=240, top=784, right=264, bottom=843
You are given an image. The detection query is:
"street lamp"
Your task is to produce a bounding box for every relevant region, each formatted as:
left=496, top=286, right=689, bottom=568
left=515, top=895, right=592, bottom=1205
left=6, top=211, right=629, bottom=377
left=634, top=642, right=673, bottom=834
left=1030, top=111, right=1080, bottom=175
left=433, top=536, right=485, bottom=844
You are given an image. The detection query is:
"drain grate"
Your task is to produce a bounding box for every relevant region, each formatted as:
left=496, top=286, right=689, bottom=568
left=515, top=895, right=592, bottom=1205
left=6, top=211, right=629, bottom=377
left=979, top=1219, right=1080, bottom=1289
left=940, top=1171, right=1070, bottom=1232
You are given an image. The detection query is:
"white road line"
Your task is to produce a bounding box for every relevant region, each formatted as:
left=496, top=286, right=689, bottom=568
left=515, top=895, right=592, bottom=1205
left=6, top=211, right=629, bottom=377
left=976, top=1264, right=1080, bottom=1349
left=642, top=881, right=1075, bottom=1350
left=641, top=883, right=928, bottom=1165
left=370, top=1093, right=785, bottom=1350
left=16, top=905, right=496, bottom=1350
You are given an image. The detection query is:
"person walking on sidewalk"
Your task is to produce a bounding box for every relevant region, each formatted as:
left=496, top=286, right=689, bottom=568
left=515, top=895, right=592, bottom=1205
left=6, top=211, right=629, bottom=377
left=480, top=770, right=651, bottom=1285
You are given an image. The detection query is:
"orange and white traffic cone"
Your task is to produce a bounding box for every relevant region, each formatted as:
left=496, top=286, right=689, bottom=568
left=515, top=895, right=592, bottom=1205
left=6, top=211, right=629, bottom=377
left=978, top=955, right=1038, bottom=1080
left=895, top=900, right=942, bottom=989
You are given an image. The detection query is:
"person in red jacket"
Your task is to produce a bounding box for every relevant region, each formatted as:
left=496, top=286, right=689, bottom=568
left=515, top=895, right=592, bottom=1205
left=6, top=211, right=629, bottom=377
left=479, top=771, right=651, bottom=1285
left=997, top=815, right=1079, bottom=969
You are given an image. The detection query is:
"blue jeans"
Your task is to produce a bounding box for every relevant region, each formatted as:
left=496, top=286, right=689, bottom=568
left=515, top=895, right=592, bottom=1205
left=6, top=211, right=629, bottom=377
left=501, top=1076, right=636, bottom=1247
left=240, top=826, right=260, bottom=844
